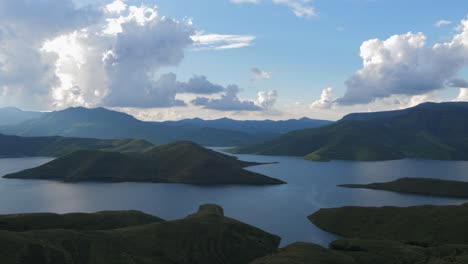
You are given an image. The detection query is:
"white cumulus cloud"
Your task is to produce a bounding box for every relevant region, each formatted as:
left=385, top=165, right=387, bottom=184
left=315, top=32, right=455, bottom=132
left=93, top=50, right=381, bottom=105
left=311, top=87, right=335, bottom=109
left=337, top=18, right=468, bottom=106
left=0, top=0, right=260, bottom=111
left=256, top=90, right=278, bottom=109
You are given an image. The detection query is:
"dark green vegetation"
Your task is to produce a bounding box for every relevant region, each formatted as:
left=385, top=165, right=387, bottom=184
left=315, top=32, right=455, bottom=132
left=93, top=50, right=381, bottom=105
left=310, top=203, right=468, bottom=245
left=250, top=242, right=355, bottom=264
left=0, top=211, right=163, bottom=231
left=340, top=177, right=468, bottom=198
left=3, top=204, right=468, bottom=264
left=0, top=107, right=330, bottom=146
left=232, top=102, right=468, bottom=161
left=0, top=204, right=281, bottom=264
left=4, top=141, right=284, bottom=185
left=249, top=203, right=468, bottom=264
left=0, top=133, right=153, bottom=158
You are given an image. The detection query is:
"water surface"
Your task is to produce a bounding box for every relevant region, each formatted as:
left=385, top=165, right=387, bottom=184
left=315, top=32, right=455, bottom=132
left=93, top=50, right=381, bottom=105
left=0, top=155, right=467, bottom=246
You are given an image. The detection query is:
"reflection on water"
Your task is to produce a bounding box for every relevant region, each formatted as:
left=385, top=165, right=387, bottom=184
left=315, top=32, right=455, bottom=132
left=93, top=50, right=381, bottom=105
left=0, top=155, right=467, bottom=246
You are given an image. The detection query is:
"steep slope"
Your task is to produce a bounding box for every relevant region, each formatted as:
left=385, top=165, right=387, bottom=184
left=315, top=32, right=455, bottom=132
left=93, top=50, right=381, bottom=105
left=233, top=102, right=468, bottom=161
left=0, top=204, right=280, bottom=264
left=0, top=134, right=153, bottom=157
left=4, top=141, right=285, bottom=185
left=0, top=107, right=278, bottom=146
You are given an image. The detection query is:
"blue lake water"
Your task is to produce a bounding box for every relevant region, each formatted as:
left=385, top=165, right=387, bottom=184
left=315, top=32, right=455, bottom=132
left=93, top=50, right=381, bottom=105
left=0, top=154, right=468, bottom=247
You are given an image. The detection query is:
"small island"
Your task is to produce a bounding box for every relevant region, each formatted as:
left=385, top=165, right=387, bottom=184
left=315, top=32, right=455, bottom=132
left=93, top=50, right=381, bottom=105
left=339, top=177, right=468, bottom=198
left=4, top=141, right=285, bottom=185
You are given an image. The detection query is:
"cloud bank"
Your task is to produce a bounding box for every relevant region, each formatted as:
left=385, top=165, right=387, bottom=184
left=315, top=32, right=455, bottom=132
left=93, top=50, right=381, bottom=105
left=336, top=18, right=468, bottom=106
left=0, top=0, right=266, bottom=113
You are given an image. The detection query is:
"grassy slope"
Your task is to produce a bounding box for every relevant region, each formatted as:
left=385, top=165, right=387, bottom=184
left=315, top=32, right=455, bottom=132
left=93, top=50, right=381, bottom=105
left=0, top=134, right=153, bottom=157
left=232, top=102, right=468, bottom=161
left=309, top=203, right=468, bottom=245
left=0, top=204, right=280, bottom=264
left=251, top=203, right=468, bottom=264
left=340, top=177, right=468, bottom=198
left=4, top=141, right=285, bottom=185
left=0, top=211, right=163, bottom=231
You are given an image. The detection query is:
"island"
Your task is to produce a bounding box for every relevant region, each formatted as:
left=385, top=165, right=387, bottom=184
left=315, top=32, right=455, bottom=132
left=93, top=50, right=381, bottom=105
left=0, top=204, right=281, bottom=264
left=3, top=141, right=285, bottom=185
left=339, top=177, right=468, bottom=198
left=231, top=102, right=468, bottom=162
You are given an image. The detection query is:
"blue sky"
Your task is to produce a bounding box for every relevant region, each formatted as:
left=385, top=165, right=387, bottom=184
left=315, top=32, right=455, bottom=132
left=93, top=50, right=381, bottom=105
left=161, top=0, right=468, bottom=101
left=1, top=0, right=468, bottom=120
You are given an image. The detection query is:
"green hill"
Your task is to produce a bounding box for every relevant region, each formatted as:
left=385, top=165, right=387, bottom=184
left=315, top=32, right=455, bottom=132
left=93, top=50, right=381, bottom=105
left=340, top=177, right=468, bottom=198
left=252, top=239, right=468, bottom=264
left=232, top=102, right=468, bottom=161
left=309, top=203, right=468, bottom=245
left=0, top=133, right=153, bottom=157
left=0, top=211, right=163, bottom=231
left=0, top=204, right=281, bottom=264
left=254, top=203, right=468, bottom=264
left=4, top=141, right=284, bottom=185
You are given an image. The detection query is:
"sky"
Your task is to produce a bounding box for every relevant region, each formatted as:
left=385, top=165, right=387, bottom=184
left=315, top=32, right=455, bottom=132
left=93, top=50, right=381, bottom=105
left=0, top=0, right=467, bottom=121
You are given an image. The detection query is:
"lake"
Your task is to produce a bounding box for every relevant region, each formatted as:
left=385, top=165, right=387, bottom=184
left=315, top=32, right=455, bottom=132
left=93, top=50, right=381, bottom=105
left=0, top=154, right=468, bottom=247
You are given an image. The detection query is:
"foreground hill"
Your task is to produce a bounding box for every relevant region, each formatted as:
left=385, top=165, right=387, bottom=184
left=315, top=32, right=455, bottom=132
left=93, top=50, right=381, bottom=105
left=0, top=133, right=153, bottom=158
left=3, top=204, right=468, bottom=264
left=340, top=177, right=468, bottom=198
left=0, top=107, right=331, bottom=146
left=0, top=211, right=163, bottom=231
left=4, top=141, right=284, bottom=185
left=252, top=203, right=468, bottom=264
left=252, top=239, right=468, bottom=264
left=309, top=203, right=468, bottom=245
left=233, top=102, right=468, bottom=161
left=0, top=204, right=281, bottom=264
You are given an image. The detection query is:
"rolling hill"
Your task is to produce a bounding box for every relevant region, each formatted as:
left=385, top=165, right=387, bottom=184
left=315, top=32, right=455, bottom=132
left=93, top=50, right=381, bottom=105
left=0, top=204, right=281, bottom=264
left=0, top=107, right=331, bottom=147
left=0, top=133, right=153, bottom=157
left=232, top=102, right=468, bottom=161
left=4, top=141, right=284, bottom=185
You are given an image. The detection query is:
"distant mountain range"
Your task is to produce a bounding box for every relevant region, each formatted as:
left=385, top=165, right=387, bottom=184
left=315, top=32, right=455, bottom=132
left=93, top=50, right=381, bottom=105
left=0, top=107, right=43, bottom=126
left=232, top=102, right=468, bottom=161
left=0, top=107, right=331, bottom=147
left=0, top=133, right=153, bottom=158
